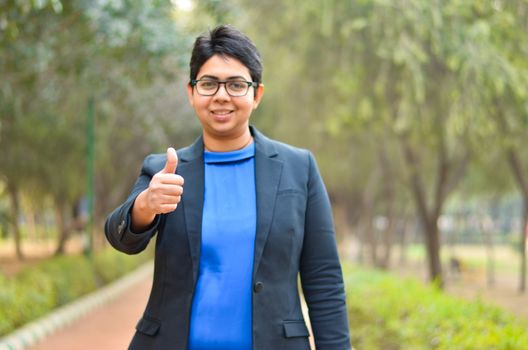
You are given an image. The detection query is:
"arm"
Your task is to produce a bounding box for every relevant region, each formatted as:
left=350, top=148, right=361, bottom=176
left=104, top=148, right=183, bottom=254
left=104, top=156, right=162, bottom=255
left=131, top=189, right=158, bottom=232
left=300, top=152, right=351, bottom=349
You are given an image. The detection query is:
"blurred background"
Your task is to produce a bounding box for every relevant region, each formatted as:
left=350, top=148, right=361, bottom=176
left=1, top=0, right=528, bottom=349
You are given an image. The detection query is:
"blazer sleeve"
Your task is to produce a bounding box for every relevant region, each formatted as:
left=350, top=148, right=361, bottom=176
left=300, top=152, right=351, bottom=349
left=104, top=154, right=162, bottom=255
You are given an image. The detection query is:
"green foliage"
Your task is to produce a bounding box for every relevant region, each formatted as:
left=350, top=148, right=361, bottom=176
left=92, top=247, right=148, bottom=284
left=2, top=0, right=528, bottom=299
left=236, top=0, right=528, bottom=284
left=0, top=248, right=152, bottom=337
left=0, top=272, right=55, bottom=336
left=0, top=0, right=194, bottom=232
left=19, top=255, right=98, bottom=305
left=344, top=264, right=528, bottom=349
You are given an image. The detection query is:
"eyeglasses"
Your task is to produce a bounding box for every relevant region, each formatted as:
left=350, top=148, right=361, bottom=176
left=190, top=79, right=259, bottom=97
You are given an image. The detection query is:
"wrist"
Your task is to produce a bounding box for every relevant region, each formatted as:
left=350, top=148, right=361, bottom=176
left=135, top=190, right=156, bottom=217
left=131, top=190, right=157, bottom=232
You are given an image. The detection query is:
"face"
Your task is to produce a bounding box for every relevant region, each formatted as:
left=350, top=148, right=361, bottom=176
left=187, top=54, right=264, bottom=144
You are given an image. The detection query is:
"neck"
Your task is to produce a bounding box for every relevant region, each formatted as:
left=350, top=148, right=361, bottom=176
left=203, top=129, right=253, bottom=152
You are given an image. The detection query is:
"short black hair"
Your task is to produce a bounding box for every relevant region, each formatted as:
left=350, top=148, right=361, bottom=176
left=189, top=25, right=263, bottom=84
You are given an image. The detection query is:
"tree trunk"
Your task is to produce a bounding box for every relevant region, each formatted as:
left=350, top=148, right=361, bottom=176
left=7, top=183, right=24, bottom=260
left=364, top=207, right=377, bottom=266
left=1, top=218, right=8, bottom=239
left=378, top=144, right=395, bottom=269
left=505, top=148, right=528, bottom=292
left=362, top=162, right=381, bottom=267
left=54, top=203, right=71, bottom=256
left=520, top=199, right=528, bottom=293
left=424, top=219, right=443, bottom=287
left=400, top=138, right=445, bottom=286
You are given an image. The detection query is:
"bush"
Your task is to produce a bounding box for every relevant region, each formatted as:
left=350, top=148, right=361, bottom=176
left=344, top=264, right=528, bottom=350
left=0, top=247, right=152, bottom=337
left=0, top=272, right=55, bottom=334
left=93, top=248, right=145, bottom=284
left=19, top=255, right=99, bottom=305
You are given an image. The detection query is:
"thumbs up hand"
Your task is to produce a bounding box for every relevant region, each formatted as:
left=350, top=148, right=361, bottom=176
left=142, top=147, right=185, bottom=215
left=131, top=147, right=183, bottom=232
left=131, top=148, right=184, bottom=231
left=161, top=147, right=178, bottom=174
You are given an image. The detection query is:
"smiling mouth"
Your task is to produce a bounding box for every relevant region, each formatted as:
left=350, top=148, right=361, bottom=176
left=211, top=110, right=233, bottom=115
left=210, top=110, right=234, bottom=121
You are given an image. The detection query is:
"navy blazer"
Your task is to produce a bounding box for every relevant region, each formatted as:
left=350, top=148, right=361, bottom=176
left=105, top=127, right=351, bottom=349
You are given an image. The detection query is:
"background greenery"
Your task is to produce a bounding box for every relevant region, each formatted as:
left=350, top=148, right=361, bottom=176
left=345, top=264, right=528, bottom=349
left=1, top=0, right=528, bottom=347
left=2, top=0, right=527, bottom=285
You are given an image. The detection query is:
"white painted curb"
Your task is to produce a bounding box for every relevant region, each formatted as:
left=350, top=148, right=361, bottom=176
left=0, top=261, right=153, bottom=350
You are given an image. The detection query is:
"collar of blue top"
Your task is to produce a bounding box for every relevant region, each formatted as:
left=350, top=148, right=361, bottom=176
left=204, top=141, right=255, bottom=164
left=178, top=126, right=279, bottom=164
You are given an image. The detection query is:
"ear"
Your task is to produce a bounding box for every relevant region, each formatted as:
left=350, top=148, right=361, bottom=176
left=252, top=84, right=265, bottom=109
left=187, top=83, right=195, bottom=107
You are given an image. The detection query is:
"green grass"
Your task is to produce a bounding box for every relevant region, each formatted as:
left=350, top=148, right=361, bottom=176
left=344, top=264, right=528, bottom=349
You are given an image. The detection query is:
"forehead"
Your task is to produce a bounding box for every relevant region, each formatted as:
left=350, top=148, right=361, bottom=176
left=197, top=54, right=251, bottom=80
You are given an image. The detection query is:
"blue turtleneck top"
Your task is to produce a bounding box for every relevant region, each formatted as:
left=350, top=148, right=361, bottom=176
left=188, top=142, right=257, bottom=350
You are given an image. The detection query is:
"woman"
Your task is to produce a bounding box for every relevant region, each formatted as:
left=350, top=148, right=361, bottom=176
left=105, top=25, right=351, bottom=350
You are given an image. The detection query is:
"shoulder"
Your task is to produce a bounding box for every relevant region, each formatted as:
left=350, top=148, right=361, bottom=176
left=140, top=153, right=165, bottom=176
left=274, top=141, right=315, bottom=171
left=255, top=129, right=315, bottom=168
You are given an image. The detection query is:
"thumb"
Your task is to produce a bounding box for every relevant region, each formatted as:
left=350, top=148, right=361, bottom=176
left=161, top=147, right=178, bottom=174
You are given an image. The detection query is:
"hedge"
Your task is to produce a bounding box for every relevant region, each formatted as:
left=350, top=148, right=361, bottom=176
left=344, top=264, right=528, bottom=349
left=0, top=247, right=152, bottom=337
left=4, top=256, right=526, bottom=348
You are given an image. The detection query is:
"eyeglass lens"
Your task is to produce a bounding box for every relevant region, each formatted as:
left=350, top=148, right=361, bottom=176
left=196, top=80, right=250, bottom=96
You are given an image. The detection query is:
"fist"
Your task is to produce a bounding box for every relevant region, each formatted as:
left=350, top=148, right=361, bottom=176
left=143, top=147, right=184, bottom=214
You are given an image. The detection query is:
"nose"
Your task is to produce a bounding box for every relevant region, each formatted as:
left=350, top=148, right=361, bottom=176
left=213, top=83, right=230, bottom=101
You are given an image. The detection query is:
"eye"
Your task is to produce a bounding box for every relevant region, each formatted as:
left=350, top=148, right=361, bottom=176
left=198, top=80, right=218, bottom=90
left=227, top=81, right=247, bottom=91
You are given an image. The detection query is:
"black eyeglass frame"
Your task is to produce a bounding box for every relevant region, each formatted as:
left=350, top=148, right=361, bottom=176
left=190, top=79, right=260, bottom=97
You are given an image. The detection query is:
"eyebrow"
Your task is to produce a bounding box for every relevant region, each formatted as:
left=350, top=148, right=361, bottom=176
left=198, top=74, right=249, bottom=81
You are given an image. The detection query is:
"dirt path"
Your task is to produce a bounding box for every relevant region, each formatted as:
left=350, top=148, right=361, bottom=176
left=29, top=274, right=152, bottom=350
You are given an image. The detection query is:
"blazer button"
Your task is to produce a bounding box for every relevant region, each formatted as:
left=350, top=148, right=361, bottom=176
left=253, top=282, right=264, bottom=293
left=118, top=220, right=126, bottom=234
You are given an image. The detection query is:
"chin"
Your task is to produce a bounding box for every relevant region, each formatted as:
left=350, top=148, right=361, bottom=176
left=209, top=123, right=248, bottom=137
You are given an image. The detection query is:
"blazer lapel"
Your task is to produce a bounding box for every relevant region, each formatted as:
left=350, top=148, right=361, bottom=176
left=177, top=136, right=204, bottom=281
left=176, top=127, right=283, bottom=281
left=252, top=127, right=283, bottom=278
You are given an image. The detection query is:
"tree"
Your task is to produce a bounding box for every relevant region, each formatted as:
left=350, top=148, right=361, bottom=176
left=0, top=0, right=193, bottom=257
left=455, top=0, right=528, bottom=291
left=233, top=0, right=527, bottom=286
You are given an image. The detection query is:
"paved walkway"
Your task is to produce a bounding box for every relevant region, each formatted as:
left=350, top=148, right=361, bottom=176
left=29, top=274, right=152, bottom=350
left=24, top=269, right=315, bottom=350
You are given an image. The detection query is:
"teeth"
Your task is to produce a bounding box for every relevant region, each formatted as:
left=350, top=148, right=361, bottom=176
left=213, top=110, right=232, bottom=115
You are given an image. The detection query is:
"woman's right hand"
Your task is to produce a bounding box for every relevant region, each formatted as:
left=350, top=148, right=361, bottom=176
left=131, top=147, right=184, bottom=231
